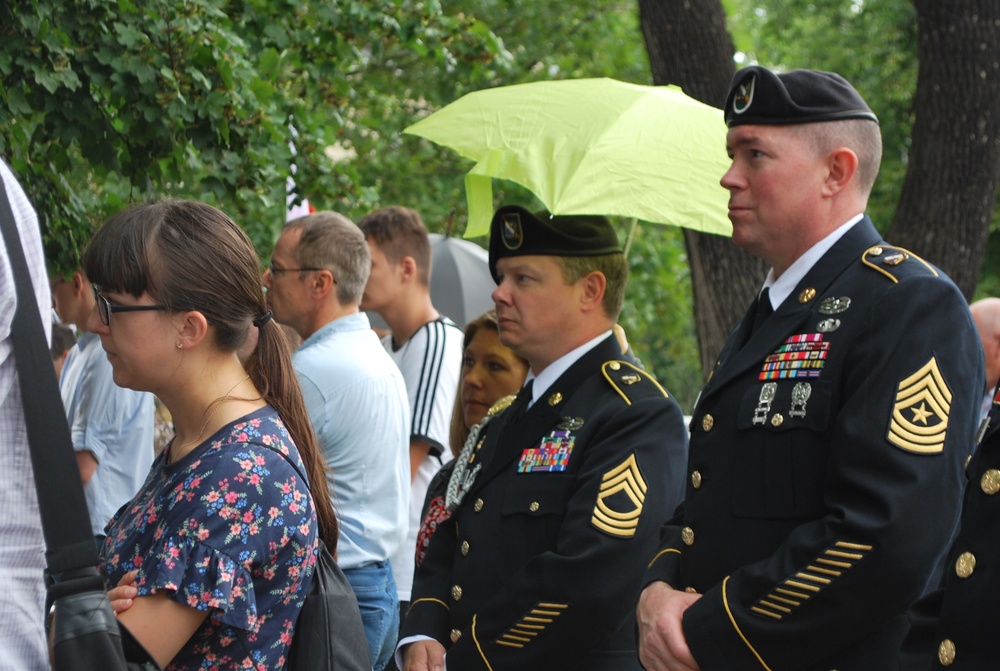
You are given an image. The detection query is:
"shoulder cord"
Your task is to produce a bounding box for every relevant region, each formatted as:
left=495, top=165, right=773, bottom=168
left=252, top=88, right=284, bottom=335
left=445, top=414, right=493, bottom=512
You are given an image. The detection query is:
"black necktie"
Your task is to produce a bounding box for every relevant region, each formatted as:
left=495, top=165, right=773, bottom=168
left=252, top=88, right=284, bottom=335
left=740, top=288, right=772, bottom=348
left=751, top=288, right=773, bottom=335
left=506, top=380, right=534, bottom=424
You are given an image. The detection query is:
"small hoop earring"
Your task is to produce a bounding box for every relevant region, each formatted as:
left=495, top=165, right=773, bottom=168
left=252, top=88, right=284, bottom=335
left=176, top=342, right=183, bottom=349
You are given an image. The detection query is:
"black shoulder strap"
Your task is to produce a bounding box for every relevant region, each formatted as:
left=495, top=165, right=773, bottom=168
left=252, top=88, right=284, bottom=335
left=0, top=171, right=98, bottom=576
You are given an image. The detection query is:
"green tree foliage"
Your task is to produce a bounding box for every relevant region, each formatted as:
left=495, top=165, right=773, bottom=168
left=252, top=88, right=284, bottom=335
left=2, top=0, right=292, bottom=270
left=1, top=0, right=703, bottom=407
left=0, top=0, right=507, bottom=271
left=726, top=0, right=918, bottom=232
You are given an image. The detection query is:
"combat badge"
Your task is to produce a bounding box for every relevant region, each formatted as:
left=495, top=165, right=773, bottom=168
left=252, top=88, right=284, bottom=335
left=591, top=454, right=646, bottom=538
left=558, top=416, right=584, bottom=431
left=753, top=382, right=777, bottom=425
left=818, top=296, right=851, bottom=315
left=887, top=357, right=952, bottom=454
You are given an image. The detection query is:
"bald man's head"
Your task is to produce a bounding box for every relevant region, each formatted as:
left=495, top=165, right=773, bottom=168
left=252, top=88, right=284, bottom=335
left=971, top=297, right=1000, bottom=391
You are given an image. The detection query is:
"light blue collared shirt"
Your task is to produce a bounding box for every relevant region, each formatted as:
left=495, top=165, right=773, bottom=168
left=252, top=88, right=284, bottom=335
left=294, top=312, right=411, bottom=569
left=60, top=331, right=155, bottom=536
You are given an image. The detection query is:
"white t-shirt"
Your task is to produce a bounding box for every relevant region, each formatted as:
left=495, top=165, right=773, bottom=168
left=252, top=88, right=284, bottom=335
left=384, top=317, right=463, bottom=601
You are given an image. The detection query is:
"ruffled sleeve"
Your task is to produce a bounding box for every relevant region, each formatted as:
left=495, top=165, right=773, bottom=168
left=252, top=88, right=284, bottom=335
left=136, top=535, right=259, bottom=630
left=100, top=408, right=318, bottom=668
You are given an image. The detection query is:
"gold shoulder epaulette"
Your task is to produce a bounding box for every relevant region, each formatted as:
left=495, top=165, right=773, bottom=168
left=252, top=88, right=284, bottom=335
left=861, top=244, right=938, bottom=284
left=601, top=360, right=669, bottom=406
left=487, top=393, right=517, bottom=417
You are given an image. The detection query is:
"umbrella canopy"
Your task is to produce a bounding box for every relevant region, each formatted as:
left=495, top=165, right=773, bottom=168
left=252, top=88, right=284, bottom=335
left=366, top=233, right=495, bottom=332
left=428, top=232, right=495, bottom=328
left=404, top=77, right=732, bottom=239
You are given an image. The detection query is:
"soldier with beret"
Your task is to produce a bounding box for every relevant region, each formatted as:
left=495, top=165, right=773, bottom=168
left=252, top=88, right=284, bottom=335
left=398, top=206, right=689, bottom=670
left=636, top=66, right=983, bottom=670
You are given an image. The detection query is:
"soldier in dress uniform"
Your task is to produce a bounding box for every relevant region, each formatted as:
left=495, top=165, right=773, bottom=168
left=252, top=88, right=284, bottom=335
left=397, top=205, right=689, bottom=671
left=636, top=66, right=984, bottom=671
left=901, top=392, right=1000, bottom=669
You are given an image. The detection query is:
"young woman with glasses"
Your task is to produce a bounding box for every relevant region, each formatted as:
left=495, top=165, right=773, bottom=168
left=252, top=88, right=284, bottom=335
left=85, top=200, right=337, bottom=670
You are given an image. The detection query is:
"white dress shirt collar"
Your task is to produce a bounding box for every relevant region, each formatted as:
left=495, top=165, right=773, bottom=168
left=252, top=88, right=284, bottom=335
left=762, top=214, right=864, bottom=309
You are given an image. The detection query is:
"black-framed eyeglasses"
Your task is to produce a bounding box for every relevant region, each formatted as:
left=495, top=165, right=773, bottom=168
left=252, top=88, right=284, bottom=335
left=92, top=284, right=169, bottom=326
left=267, top=262, right=325, bottom=275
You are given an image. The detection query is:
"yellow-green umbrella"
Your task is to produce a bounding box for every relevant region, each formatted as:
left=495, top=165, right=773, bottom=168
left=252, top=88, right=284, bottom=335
left=404, top=77, right=732, bottom=239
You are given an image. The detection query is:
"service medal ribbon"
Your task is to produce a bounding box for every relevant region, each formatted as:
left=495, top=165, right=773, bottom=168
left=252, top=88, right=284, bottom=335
left=518, top=430, right=575, bottom=473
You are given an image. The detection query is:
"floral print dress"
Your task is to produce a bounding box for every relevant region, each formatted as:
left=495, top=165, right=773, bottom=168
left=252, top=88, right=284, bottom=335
left=100, top=407, right=318, bottom=671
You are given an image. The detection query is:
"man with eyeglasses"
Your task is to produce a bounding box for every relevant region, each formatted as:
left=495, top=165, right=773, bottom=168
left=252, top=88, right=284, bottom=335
left=264, top=211, right=410, bottom=671
left=49, top=266, right=154, bottom=543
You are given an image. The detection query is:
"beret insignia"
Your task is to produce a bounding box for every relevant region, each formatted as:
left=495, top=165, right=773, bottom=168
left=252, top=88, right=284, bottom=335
left=501, top=213, right=524, bottom=250
left=732, top=74, right=755, bottom=115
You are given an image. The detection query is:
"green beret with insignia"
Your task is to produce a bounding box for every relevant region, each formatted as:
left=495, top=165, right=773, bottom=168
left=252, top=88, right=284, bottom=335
left=488, top=204, right=622, bottom=283
left=725, top=66, right=879, bottom=128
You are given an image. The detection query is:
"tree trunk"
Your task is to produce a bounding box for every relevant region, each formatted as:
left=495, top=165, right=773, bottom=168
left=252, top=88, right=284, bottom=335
left=639, top=0, right=767, bottom=377
left=888, top=0, right=1000, bottom=298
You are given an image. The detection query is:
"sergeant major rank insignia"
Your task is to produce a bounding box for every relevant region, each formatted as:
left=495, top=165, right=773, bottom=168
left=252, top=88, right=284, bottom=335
left=887, top=357, right=952, bottom=454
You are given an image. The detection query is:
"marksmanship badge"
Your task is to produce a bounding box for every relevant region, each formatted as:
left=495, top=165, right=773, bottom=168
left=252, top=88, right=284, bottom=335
left=753, top=382, right=777, bottom=425
left=789, top=382, right=812, bottom=418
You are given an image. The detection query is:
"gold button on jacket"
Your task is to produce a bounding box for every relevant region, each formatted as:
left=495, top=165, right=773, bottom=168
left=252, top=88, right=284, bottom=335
left=702, top=414, right=714, bottom=432
left=980, top=468, right=1000, bottom=495
left=938, top=639, right=956, bottom=666
left=954, top=552, right=976, bottom=578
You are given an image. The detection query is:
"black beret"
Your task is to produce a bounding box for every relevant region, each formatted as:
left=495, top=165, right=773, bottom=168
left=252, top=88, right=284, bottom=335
left=724, top=66, right=878, bottom=127
left=488, top=205, right=622, bottom=283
